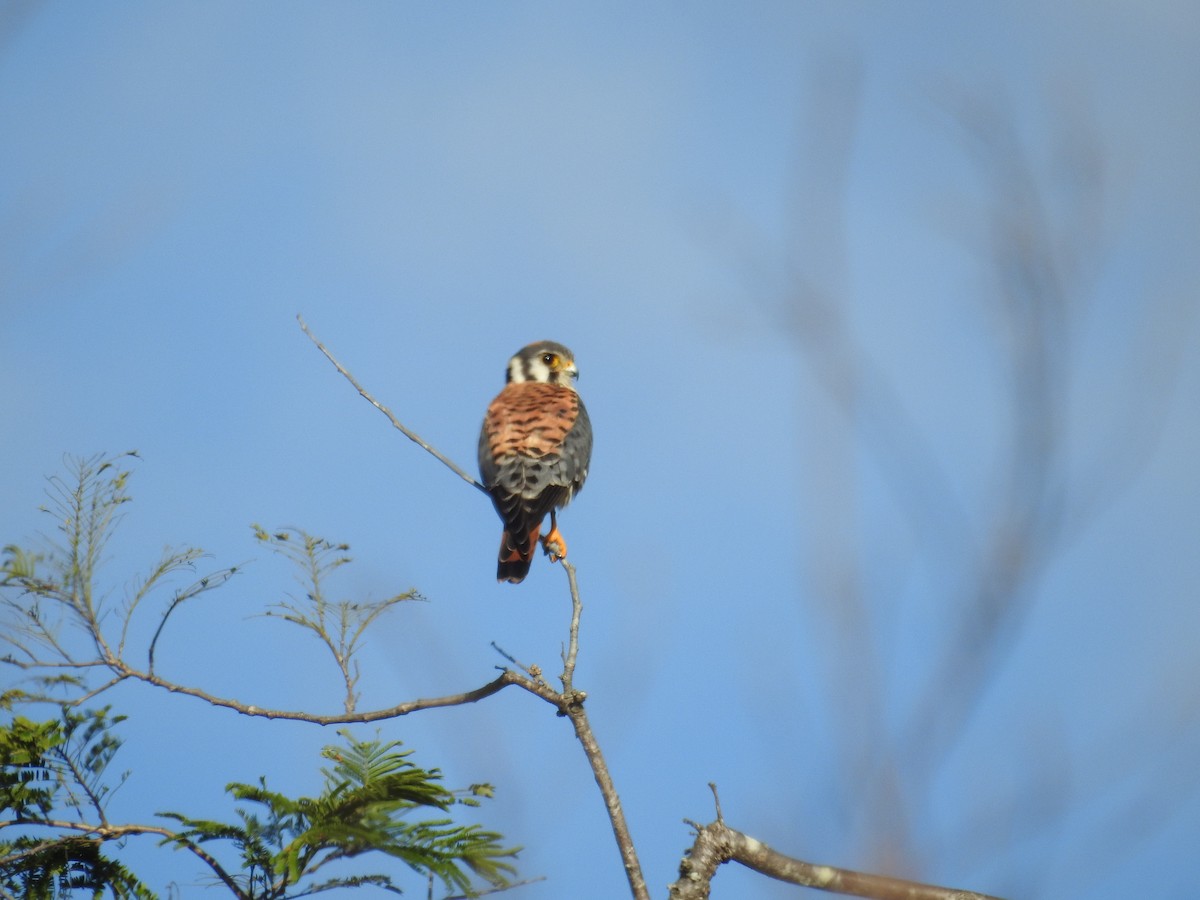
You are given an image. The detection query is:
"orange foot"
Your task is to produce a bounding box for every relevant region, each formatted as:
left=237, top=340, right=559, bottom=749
left=541, top=526, right=568, bottom=563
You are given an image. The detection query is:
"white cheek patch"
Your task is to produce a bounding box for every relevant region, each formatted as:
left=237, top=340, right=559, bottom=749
left=510, top=355, right=552, bottom=383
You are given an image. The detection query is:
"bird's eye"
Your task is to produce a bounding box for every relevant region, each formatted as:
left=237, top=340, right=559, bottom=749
left=542, top=353, right=556, bottom=366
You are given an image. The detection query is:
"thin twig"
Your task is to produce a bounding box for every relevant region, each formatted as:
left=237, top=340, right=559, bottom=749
left=297, top=315, right=488, bottom=495
left=707, top=782, right=723, bottom=822
left=66, top=674, right=129, bottom=707
left=490, top=641, right=551, bottom=690
left=55, top=743, right=109, bottom=825
left=147, top=567, right=239, bottom=674
left=442, top=875, right=547, bottom=899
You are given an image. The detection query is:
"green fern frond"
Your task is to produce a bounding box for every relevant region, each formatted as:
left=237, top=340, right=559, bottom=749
left=157, top=731, right=519, bottom=897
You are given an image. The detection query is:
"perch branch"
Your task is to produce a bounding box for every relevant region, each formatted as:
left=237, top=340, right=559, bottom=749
left=559, top=560, right=583, bottom=693
left=297, top=314, right=488, bottom=495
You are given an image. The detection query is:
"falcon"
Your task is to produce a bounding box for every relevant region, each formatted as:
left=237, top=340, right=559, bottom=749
left=478, top=341, right=592, bottom=584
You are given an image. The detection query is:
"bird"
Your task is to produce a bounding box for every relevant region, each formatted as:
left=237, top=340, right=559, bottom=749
left=478, top=341, right=592, bottom=584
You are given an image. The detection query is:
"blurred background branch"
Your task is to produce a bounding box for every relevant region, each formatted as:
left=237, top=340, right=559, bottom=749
left=724, top=52, right=1198, bottom=894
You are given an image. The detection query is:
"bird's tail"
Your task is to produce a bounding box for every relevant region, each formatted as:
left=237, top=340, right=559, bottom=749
left=496, top=523, right=541, bottom=584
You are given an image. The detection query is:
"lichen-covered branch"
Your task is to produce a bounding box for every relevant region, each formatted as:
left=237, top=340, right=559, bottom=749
left=669, top=788, right=1004, bottom=900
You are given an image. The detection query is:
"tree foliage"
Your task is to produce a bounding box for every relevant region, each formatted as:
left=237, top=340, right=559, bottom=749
left=160, top=731, right=517, bottom=898
left=0, top=705, right=152, bottom=900
left=0, top=454, right=517, bottom=898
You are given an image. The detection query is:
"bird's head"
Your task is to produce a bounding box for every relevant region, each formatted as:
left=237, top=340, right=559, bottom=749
left=506, top=341, right=580, bottom=388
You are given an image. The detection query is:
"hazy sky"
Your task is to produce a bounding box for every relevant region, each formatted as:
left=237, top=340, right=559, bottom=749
left=2, top=3, right=1198, bottom=899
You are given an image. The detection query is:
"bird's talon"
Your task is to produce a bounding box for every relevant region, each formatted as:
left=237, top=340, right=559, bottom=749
left=541, top=527, right=568, bottom=563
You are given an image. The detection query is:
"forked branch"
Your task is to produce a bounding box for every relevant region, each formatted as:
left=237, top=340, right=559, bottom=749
left=554, top=561, right=647, bottom=900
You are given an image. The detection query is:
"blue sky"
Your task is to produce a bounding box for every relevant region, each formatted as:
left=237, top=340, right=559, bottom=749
left=2, top=3, right=1198, bottom=898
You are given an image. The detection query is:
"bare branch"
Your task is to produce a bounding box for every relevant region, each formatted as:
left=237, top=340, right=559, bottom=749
left=297, top=314, right=488, bottom=496
left=560, top=699, right=648, bottom=900
left=490, top=642, right=552, bottom=692
left=68, top=674, right=130, bottom=707
left=116, top=664, right=549, bottom=725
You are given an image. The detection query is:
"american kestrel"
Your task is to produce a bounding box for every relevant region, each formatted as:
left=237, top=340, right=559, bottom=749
left=478, top=341, right=592, bottom=584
